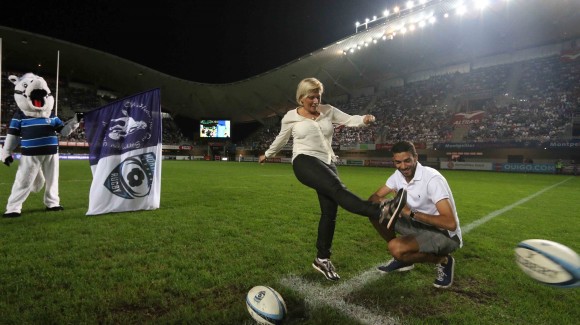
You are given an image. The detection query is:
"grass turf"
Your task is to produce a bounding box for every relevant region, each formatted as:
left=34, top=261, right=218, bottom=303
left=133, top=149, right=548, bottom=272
left=0, top=160, right=578, bottom=324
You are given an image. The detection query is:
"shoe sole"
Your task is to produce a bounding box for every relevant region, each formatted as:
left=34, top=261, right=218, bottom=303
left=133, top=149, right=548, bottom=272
left=378, top=264, right=414, bottom=273
left=386, top=189, right=407, bottom=230
left=312, top=263, right=340, bottom=281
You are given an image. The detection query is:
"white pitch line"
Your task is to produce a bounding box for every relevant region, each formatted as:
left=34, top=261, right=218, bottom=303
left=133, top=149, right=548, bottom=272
left=280, top=177, right=573, bottom=324
left=461, top=177, right=571, bottom=233
left=280, top=275, right=399, bottom=325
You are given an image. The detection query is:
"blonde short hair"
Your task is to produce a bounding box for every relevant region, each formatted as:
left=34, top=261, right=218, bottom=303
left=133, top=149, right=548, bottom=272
left=296, top=77, right=324, bottom=106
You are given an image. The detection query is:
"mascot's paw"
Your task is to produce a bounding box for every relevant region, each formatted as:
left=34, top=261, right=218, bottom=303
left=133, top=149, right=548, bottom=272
left=3, top=156, right=13, bottom=166
left=46, top=206, right=64, bottom=211
left=3, top=212, right=21, bottom=218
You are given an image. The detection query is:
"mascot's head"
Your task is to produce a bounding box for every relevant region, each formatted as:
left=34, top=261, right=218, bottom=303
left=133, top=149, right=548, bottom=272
left=8, top=73, right=54, bottom=118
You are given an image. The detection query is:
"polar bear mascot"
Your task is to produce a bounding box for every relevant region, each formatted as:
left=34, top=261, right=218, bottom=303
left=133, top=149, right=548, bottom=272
left=1, top=73, right=80, bottom=218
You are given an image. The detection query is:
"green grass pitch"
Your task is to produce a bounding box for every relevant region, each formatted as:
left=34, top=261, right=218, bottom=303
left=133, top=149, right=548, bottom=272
left=0, top=160, right=578, bottom=324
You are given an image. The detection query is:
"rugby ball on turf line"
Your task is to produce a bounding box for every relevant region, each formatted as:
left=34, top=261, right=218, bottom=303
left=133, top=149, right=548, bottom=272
left=246, top=285, right=287, bottom=324
left=515, top=239, right=580, bottom=288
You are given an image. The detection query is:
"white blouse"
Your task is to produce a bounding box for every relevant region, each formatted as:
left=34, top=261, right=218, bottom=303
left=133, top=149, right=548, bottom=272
left=265, top=104, right=367, bottom=164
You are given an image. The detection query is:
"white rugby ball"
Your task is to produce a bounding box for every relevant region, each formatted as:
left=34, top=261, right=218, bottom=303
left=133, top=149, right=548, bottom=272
left=515, top=239, right=580, bottom=288
left=245, top=285, right=287, bottom=324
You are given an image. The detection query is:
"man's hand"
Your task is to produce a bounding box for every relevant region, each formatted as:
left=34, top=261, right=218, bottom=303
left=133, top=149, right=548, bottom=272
left=367, top=193, right=382, bottom=203
left=3, top=156, right=13, bottom=166
left=401, top=205, right=412, bottom=218
left=258, top=155, right=267, bottom=164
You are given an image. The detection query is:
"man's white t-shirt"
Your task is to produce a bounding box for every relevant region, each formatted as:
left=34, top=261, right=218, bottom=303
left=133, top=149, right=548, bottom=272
left=386, top=162, right=463, bottom=247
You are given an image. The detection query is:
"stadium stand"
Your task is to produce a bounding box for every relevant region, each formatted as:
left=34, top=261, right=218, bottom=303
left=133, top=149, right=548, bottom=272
left=1, top=41, right=578, bottom=170
left=238, top=52, right=578, bottom=169
left=2, top=51, right=577, bottom=149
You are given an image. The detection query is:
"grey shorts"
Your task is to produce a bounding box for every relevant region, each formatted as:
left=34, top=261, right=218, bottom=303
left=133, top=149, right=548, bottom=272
left=395, top=217, right=461, bottom=256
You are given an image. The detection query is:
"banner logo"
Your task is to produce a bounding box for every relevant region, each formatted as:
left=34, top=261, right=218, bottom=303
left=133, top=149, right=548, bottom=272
left=102, top=103, right=153, bottom=151
left=107, top=108, right=148, bottom=140
left=104, top=152, right=156, bottom=199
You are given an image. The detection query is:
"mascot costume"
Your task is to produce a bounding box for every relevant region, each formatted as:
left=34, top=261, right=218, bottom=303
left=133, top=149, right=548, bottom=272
left=1, top=73, right=80, bottom=218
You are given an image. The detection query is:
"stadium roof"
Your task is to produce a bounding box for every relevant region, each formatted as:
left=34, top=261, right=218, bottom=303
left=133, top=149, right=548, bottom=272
left=2, top=0, right=580, bottom=124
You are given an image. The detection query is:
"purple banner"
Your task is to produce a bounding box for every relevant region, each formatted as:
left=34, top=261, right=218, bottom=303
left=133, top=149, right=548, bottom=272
left=84, top=89, right=161, bottom=165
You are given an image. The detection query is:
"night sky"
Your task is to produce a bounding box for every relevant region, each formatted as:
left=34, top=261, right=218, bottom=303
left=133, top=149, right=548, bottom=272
left=1, top=0, right=393, bottom=83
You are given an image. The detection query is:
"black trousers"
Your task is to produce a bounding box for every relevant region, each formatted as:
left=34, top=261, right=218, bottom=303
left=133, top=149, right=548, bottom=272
left=292, top=154, right=380, bottom=259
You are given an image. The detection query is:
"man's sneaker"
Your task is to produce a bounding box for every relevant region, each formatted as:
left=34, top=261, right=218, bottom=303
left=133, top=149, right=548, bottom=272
left=434, top=255, right=455, bottom=288
left=46, top=206, right=64, bottom=211
left=312, top=258, right=340, bottom=281
left=378, top=258, right=415, bottom=273
left=379, top=188, right=407, bottom=229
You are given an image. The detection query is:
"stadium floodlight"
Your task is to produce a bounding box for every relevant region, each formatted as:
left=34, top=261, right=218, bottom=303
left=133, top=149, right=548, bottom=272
left=348, top=0, right=491, bottom=53
left=354, top=18, right=371, bottom=33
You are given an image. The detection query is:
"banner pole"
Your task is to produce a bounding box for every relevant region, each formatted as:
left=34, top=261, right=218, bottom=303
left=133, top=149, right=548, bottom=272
left=55, top=50, right=60, bottom=115
left=0, top=38, right=3, bottom=136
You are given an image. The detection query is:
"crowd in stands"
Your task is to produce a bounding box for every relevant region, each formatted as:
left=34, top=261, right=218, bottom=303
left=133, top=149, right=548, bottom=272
left=464, top=55, right=578, bottom=142
left=244, top=54, right=578, bottom=150
left=162, top=117, right=188, bottom=144
left=55, top=114, right=188, bottom=145
left=2, top=53, right=578, bottom=149
left=1, top=70, right=187, bottom=145
left=464, top=100, right=573, bottom=142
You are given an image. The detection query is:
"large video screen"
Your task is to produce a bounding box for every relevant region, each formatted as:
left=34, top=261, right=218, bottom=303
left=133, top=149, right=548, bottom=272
left=199, top=119, right=231, bottom=138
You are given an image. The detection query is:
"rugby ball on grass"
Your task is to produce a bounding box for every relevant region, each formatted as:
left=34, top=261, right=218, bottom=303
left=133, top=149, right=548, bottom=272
left=515, top=239, right=580, bottom=288
left=246, top=285, right=287, bottom=324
